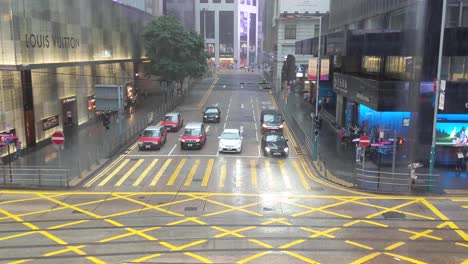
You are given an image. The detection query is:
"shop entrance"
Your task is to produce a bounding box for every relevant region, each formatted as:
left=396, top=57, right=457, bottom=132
left=21, top=70, right=36, bottom=147
left=62, top=96, right=77, bottom=127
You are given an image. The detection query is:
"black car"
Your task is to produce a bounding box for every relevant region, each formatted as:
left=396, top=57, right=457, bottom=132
left=261, top=132, right=289, bottom=157
left=203, top=106, right=221, bottom=123
left=260, top=110, right=284, bottom=134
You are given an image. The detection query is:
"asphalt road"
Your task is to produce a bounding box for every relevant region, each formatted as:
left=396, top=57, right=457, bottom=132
left=0, top=72, right=466, bottom=264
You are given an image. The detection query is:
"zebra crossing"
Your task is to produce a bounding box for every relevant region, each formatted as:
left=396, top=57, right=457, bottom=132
left=83, top=157, right=311, bottom=191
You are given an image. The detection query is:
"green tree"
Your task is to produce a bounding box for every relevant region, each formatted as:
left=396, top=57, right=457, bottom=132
left=142, top=16, right=208, bottom=93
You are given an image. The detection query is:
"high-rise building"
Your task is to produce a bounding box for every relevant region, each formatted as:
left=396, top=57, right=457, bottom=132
left=195, top=0, right=259, bottom=69
left=164, top=0, right=196, bottom=31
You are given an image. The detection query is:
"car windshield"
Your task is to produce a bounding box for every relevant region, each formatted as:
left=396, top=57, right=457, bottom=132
left=264, top=114, right=281, bottom=123
left=164, top=116, right=178, bottom=121
left=266, top=134, right=284, bottom=142
left=205, top=108, right=219, bottom=114
left=142, top=130, right=160, bottom=137
left=222, top=132, right=240, bottom=139
left=184, top=128, right=201, bottom=136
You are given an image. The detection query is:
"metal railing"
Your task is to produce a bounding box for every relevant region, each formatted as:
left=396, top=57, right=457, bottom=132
left=354, top=168, right=440, bottom=194
left=1, top=166, right=70, bottom=188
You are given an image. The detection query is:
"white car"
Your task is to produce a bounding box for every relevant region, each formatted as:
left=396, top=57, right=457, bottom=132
left=218, top=129, right=243, bottom=153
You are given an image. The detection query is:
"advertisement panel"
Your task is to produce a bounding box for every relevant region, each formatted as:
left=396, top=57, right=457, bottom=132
left=308, top=58, right=329, bottom=81
left=278, top=0, right=329, bottom=13
left=436, top=114, right=468, bottom=147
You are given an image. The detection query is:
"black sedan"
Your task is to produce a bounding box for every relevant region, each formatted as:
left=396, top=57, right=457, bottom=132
left=261, top=132, right=289, bottom=157
left=203, top=106, right=221, bottom=123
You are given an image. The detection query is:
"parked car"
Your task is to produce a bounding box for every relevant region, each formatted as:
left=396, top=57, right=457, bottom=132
left=161, top=112, right=183, bottom=132
left=218, top=128, right=243, bottom=153
left=203, top=106, right=221, bottom=123
left=260, top=110, right=284, bottom=134
left=261, top=132, right=289, bottom=157
left=138, top=125, right=167, bottom=150
left=180, top=122, right=207, bottom=150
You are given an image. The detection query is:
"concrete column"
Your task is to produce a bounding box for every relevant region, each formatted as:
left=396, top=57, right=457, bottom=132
left=215, top=10, right=220, bottom=66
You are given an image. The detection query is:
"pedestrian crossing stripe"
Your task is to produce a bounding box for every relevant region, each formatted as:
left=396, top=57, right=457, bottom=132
left=86, top=158, right=312, bottom=190
left=150, top=159, right=172, bottom=186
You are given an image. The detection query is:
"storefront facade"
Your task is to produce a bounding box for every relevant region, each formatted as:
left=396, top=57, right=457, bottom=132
left=0, top=0, right=152, bottom=155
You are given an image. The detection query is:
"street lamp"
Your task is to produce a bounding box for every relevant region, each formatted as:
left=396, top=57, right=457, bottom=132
left=429, top=0, right=448, bottom=192
left=313, top=15, right=322, bottom=160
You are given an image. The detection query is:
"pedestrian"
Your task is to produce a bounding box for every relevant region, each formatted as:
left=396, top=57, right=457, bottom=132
left=15, top=139, right=22, bottom=159
left=456, top=148, right=464, bottom=176
left=356, top=144, right=362, bottom=162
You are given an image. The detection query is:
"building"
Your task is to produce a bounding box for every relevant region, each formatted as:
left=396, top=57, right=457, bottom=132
left=163, top=0, right=196, bottom=31
left=267, top=0, right=329, bottom=92
left=296, top=0, right=468, bottom=165
left=0, top=0, right=154, bottom=155
left=195, top=0, right=259, bottom=69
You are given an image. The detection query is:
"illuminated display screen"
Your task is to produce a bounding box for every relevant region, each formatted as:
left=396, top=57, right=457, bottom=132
left=436, top=114, right=468, bottom=147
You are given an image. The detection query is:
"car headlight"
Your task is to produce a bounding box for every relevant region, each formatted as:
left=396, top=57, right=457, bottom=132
left=195, top=139, right=200, bottom=143
left=138, top=142, right=143, bottom=146
left=181, top=139, right=186, bottom=142
left=265, top=147, right=271, bottom=152
left=279, top=124, right=284, bottom=128
left=284, top=147, right=289, bottom=153
left=262, top=123, right=268, bottom=128
left=204, top=115, right=207, bottom=118
left=215, top=115, right=219, bottom=118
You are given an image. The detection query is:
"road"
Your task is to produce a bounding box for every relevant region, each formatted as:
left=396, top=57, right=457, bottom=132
left=0, top=72, right=466, bottom=264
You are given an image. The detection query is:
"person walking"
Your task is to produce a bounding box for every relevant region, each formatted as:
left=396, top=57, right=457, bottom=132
left=15, top=139, right=22, bottom=159
left=456, top=148, right=465, bottom=176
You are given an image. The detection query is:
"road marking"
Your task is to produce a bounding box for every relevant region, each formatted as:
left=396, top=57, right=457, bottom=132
left=48, top=220, right=89, bottom=230
left=241, top=103, right=244, bottom=109
left=184, top=160, right=200, bottom=186
left=150, top=159, right=172, bottom=186
left=223, top=122, right=226, bottom=129
left=240, top=126, right=244, bottom=135
left=292, top=160, right=311, bottom=190
left=84, top=153, right=126, bottom=187
left=98, top=159, right=130, bottom=187
left=201, top=159, right=214, bottom=187
left=235, top=159, right=242, bottom=188
left=350, top=252, right=382, bottom=264
left=255, top=131, right=258, bottom=142
left=197, top=77, right=218, bottom=109
left=345, top=240, right=374, bottom=250
left=250, top=160, right=257, bottom=187
left=126, top=154, right=270, bottom=158
left=168, top=144, right=177, bottom=156
left=258, top=145, right=261, bottom=157
left=133, top=159, right=159, bottom=186
left=264, top=160, right=274, bottom=189
left=219, top=163, right=227, bottom=188
left=206, top=125, right=211, bottom=133
left=167, top=159, right=186, bottom=186
left=132, top=253, right=162, bottom=263
left=115, top=159, right=144, bottom=186
left=278, top=160, right=292, bottom=189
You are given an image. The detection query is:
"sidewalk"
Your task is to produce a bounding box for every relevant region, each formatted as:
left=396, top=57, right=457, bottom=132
left=270, top=75, right=468, bottom=194
left=2, top=77, right=215, bottom=187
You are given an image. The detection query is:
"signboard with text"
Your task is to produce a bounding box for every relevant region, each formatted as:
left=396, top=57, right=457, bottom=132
left=42, top=115, right=59, bottom=131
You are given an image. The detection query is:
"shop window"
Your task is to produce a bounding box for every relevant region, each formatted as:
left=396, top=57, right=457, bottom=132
left=284, top=24, right=296, bottom=40
left=213, top=0, right=221, bottom=3
left=226, top=0, right=234, bottom=2
left=361, top=56, right=381, bottom=74
left=449, top=57, right=467, bottom=81
left=200, top=0, right=208, bottom=3
left=385, top=56, right=414, bottom=80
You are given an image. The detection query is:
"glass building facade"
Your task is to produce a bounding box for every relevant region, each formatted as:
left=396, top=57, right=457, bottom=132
left=0, top=0, right=152, bottom=154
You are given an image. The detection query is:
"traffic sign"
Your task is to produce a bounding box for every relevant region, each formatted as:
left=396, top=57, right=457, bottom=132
left=52, top=131, right=65, bottom=145
left=359, top=136, right=370, bottom=147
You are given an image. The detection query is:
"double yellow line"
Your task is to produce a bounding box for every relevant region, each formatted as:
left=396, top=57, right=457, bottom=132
left=197, top=77, right=219, bottom=109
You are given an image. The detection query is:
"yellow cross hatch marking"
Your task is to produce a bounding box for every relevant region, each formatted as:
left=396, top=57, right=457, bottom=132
left=219, top=163, right=227, bottom=188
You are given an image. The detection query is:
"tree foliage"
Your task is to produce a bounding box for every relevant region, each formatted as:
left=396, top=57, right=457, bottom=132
left=142, top=16, right=208, bottom=83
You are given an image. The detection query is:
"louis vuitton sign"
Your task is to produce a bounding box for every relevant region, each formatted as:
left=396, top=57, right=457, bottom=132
left=25, top=33, right=80, bottom=49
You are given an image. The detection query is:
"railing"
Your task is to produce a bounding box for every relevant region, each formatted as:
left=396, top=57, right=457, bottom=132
left=0, top=166, right=70, bottom=188
left=354, top=168, right=440, bottom=194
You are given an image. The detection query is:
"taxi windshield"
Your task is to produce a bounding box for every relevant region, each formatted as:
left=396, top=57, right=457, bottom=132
left=184, top=128, right=201, bottom=136
left=164, top=116, right=178, bottom=121
left=142, top=130, right=160, bottom=137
